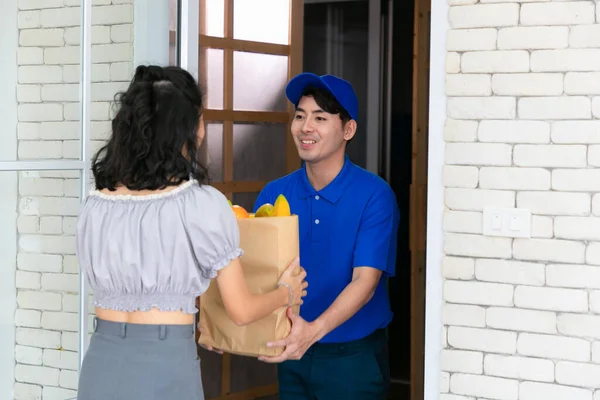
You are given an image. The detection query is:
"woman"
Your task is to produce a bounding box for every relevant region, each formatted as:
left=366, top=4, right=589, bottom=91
left=75, top=65, right=307, bottom=399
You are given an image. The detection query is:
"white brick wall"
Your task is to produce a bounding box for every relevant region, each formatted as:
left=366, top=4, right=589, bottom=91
left=11, top=1, right=134, bottom=399
left=443, top=2, right=600, bottom=399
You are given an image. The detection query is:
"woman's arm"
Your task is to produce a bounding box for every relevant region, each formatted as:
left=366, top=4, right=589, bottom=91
left=215, top=257, right=305, bottom=326
left=188, top=186, right=306, bottom=326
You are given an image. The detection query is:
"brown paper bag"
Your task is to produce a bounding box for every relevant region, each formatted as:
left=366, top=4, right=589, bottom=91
left=198, top=215, right=300, bottom=357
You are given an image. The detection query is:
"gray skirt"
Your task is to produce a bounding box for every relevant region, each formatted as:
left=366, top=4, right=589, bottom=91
left=77, top=318, right=204, bottom=400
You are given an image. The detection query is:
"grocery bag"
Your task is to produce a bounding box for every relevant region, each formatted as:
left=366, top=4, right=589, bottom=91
left=198, top=214, right=300, bottom=357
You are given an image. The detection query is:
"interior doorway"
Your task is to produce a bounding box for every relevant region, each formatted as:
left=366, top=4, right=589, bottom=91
left=195, top=0, right=431, bottom=398
left=302, top=0, right=430, bottom=399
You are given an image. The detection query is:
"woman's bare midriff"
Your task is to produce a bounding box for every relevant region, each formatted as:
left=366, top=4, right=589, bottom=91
left=96, top=307, right=195, bottom=325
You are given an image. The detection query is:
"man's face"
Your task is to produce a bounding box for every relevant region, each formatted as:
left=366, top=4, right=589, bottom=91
left=290, top=95, right=354, bottom=164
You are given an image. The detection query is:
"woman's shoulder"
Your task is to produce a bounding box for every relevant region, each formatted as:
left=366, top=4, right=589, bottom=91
left=185, top=182, right=239, bottom=228
left=188, top=182, right=230, bottom=209
left=186, top=183, right=239, bottom=241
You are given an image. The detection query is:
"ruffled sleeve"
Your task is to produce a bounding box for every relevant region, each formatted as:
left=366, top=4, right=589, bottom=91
left=185, top=185, right=244, bottom=279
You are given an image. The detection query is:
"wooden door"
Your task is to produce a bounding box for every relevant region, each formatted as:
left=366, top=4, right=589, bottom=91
left=196, top=1, right=304, bottom=399
left=410, top=0, right=430, bottom=399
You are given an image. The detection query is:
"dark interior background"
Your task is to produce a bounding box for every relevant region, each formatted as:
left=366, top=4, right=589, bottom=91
left=388, top=0, right=416, bottom=397
left=303, top=1, right=369, bottom=168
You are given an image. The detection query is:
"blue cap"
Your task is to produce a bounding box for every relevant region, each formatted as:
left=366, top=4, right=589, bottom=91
left=285, top=73, right=359, bottom=121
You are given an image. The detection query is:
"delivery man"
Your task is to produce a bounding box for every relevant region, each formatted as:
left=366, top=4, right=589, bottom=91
left=253, top=73, right=400, bottom=400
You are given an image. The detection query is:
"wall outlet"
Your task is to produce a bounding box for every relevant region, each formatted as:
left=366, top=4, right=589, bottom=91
left=482, top=206, right=531, bottom=238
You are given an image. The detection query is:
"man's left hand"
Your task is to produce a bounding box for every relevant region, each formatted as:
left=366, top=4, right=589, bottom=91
left=258, top=307, right=321, bottom=363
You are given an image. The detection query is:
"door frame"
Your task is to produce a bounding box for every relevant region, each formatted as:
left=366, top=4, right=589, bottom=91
left=423, top=0, right=448, bottom=399
left=381, top=0, right=447, bottom=397
left=411, top=0, right=429, bottom=397
left=377, top=0, right=447, bottom=397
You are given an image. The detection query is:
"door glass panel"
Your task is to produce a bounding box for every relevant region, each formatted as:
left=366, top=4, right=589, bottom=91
left=204, top=123, right=224, bottom=182
left=233, top=0, right=290, bottom=45
left=203, top=49, right=224, bottom=110
left=303, top=0, right=369, bottom=169
left=233, top=52, right=288, bottom=112
left=1, top=170, right=87, bottom=399
left=233, top=123, right=287, bottom=181
left=205, top=0, right=225, bottom=38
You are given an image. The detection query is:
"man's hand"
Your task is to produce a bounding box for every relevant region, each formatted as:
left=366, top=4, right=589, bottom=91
left=258, top=307, right=322, bottom=363
left=197, top=323, right=224, bottom=355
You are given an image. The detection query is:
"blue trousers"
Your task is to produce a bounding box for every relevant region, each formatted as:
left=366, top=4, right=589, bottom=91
left=277, top=329, right=390, bottom=400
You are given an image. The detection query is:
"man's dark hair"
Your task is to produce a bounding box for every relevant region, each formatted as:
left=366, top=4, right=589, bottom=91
left=299, top=85, right=352, bottom=126
left=91, top=65, right=208, bottom=191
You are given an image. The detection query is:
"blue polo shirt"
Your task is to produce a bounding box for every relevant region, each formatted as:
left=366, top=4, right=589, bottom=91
left=254, top=155, right=400, bottom=344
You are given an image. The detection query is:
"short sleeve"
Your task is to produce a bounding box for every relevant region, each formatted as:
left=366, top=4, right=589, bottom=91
left=352, top=186, right=400, bottom=277
left=185, top=186, right=244, bottom=279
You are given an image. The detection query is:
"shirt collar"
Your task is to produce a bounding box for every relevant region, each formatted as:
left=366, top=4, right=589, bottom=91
left=298, top=155, right=355, bottom=203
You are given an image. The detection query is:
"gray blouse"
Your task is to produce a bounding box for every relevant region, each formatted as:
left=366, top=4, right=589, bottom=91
left=75, top=180, right=243, bottom=314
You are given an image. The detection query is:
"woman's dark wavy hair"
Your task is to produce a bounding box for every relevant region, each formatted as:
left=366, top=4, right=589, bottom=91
left=91, top=65, right=208, bottom=191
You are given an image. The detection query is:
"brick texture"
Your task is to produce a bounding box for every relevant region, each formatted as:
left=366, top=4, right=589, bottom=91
left=443, top=1, right=600, bottom=399
left=10, top=0, right=134, bottom=398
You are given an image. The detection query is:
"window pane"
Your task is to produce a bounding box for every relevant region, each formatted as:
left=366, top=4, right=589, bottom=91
left=203, top=123, right=224, bottom=182
left=233, top=52, right=288, bottom=112
left=0, top=170, right=90, bottom=400
left=5, top=0, right=86, bottom=161
left=203, top=49, right=224, bottom=110
left=233, top=0, right=290, bottom=45
left=205, top=0, right=225, bottom=38
left=233, top=123, right=287, bottom=181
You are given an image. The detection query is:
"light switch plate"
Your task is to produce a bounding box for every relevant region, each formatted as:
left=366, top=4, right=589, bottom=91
left=483, top=206, right=531, bottom=238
